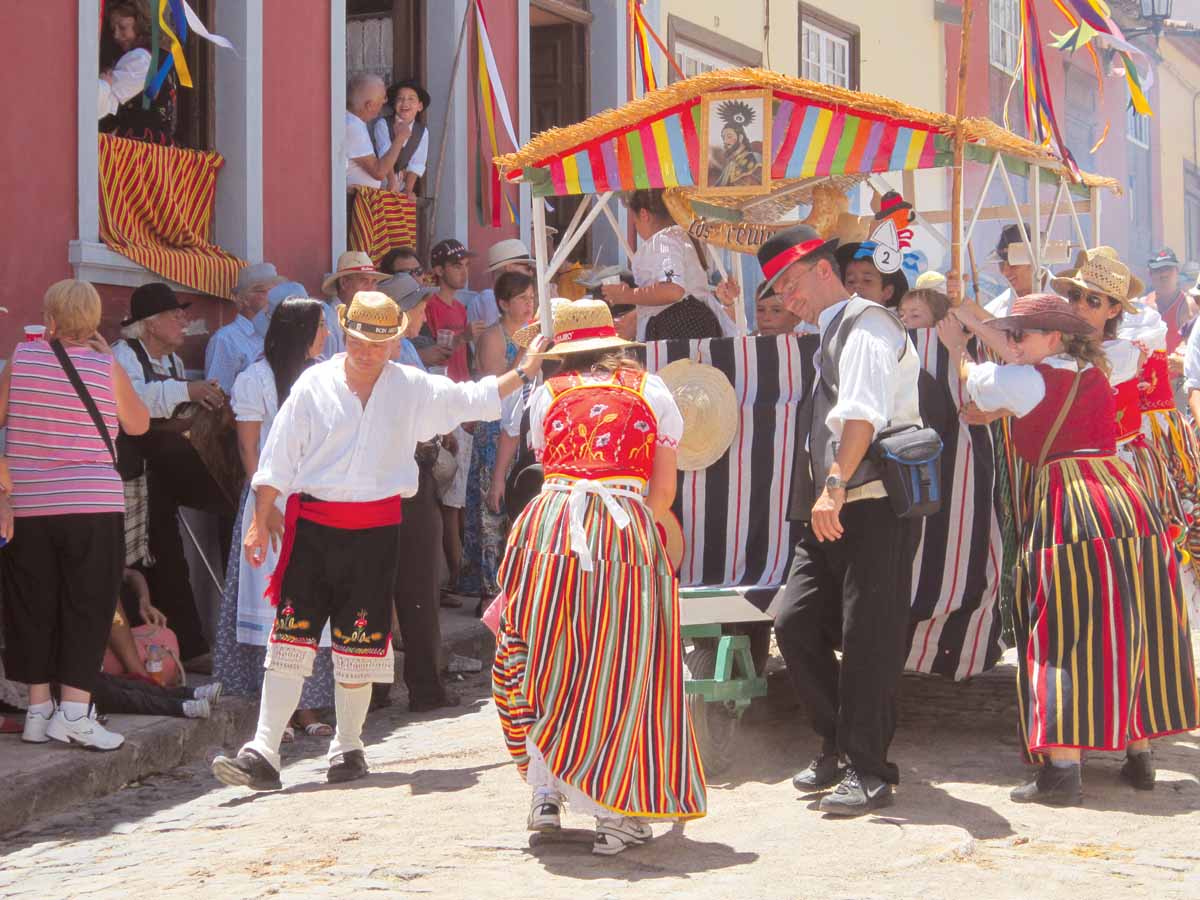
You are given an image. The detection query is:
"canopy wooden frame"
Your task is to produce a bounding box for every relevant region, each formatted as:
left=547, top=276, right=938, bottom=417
left=500, top=69, right=1120, bottom=333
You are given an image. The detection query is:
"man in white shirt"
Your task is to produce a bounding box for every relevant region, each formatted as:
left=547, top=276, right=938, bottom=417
left=758, top=226, right=922, bottom=817
left=206, top=262, right=279, bottom=393
left=345, top=73, right=408, bottom=190
left=320, top=251, right=389, bottom=359
left=114, top=283, right=229, bottom=666
left=212, top=292, right=544, bottom=791
left=984, top=224, right=1041, bottom=318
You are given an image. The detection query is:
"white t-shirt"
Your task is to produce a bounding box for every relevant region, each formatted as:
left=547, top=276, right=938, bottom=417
left=632, top=226, right=722, bottom=340
left=346, top=111, right=381, bottom=189
left=371, top=118, right=430, bottom=178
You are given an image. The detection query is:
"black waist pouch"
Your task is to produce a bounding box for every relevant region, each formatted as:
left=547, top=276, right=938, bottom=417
left=869, top=426, right=943, bottom=519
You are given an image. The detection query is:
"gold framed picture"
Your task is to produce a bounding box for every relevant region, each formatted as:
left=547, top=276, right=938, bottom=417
left=699, top=90, right=773, bottom=195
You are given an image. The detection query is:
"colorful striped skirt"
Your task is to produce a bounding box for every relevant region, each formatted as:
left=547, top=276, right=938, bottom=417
left=1142, top=408, right=1200, bottom=581
left=1015, top=455, right=1199, bottom=757
left=492, top=483, right=707, bottom=820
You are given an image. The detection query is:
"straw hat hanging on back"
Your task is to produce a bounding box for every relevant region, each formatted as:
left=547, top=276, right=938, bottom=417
left=1050, top=247, right=1144, bottom=313
left=519, top=298, right=642, bottom=358
left=657, top=359, right=739, bottom=471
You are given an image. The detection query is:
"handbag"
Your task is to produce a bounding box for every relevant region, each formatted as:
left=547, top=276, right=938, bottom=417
left=868, top=425, right=944, bottom=519
left=49, top=339, right=118, bottom=471
left=101, top=624, right=186, bottom=688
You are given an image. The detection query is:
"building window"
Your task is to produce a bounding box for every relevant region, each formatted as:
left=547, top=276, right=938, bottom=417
left=667, top=15, right=762, bottom=84
left=798, top=6, right=859, bottom=90
left=1127, top=104, right=1151, bottom=149
left=674, top=39, right=730, bottom=79
left=989, top=0, right=1021, bottom=74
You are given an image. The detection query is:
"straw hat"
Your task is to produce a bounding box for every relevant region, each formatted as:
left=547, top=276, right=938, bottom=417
left=657, top=359, right=738, bottom=471
left=338, top=291, right=406, bottom=343
left=986, top=293, right=1096, bottom=337
left=1050, top=247, right=1144, bottom=313
left=432, top=446, right=457, bottom=495
left=523, top=298, right=641, bottom=358
left=656, top=510, right=684, bottom=572
left=321, top=251, right=388, bottom=296
left=487, top=238, right=534, bottom=272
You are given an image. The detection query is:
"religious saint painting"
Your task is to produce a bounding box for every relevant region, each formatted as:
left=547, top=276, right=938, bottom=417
left=700, top=91, right=771, bottom=195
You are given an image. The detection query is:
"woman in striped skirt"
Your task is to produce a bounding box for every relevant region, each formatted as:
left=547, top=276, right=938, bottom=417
left=492, top=299, right=706, bottom=856
left=938, top=294, right=1199, bottom=806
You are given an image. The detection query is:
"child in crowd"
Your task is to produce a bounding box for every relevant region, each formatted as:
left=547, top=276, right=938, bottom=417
left=897, top=272, right=952, bottom=329
left=753, top=284, right=802, bottom=336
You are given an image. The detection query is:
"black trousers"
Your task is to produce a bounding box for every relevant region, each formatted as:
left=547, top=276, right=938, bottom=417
left=139, top=446, right=233, bottom=660
left=773, top=499, right=919, bottom=785
left=93, top=673, right=192, bottom=717
left=392, top=467, right=447, bottom=704
left=1, top=513, right=124, bottom=694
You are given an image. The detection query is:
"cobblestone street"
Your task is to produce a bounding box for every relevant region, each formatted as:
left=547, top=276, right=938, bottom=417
left=2, top=667, right=1199, bottom=899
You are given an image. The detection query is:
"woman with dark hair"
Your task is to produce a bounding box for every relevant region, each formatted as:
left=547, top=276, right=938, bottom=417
left=939, top=294, right=1199, bottom=805
left=492, top=299, right=705, bottom=856
left=214, top=299, right=336, bottom=739
left=459, top=271, right=536, bottom=605
left=99, top=0, right=178, bottom=145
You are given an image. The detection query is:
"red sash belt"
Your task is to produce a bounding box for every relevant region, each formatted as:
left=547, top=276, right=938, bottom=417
left=265, top=494, right=403, bottom=607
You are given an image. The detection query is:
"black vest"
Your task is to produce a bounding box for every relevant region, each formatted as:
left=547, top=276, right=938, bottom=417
left=114, top=339, right=185, bottom=480
left=789, top=298, right=910, bottom=521
left=371, top=117, right=427, bottom=174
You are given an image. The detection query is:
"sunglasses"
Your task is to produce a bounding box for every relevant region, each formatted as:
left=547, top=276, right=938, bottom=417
left=1066, top=287, right=1114, bottom=310
left=1005, top=328, right=1048, bottom=344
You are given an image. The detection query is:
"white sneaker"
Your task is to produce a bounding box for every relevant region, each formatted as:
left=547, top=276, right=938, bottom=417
left=528, top=792, right=563, bottom=832
left=182, top=698, right=211, bottom=719
left=46, top=709, right=124, bottom=751
left=21, top=708, right=54, bottom=744
left=593, top=817, right=653, bottom=856
left=193, top=682, right=223, bottom=704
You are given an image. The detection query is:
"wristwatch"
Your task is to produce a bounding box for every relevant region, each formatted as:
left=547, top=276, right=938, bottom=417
left=516, top=365, right=534, bottom=385
left=825, top=474, right=847, bottom=492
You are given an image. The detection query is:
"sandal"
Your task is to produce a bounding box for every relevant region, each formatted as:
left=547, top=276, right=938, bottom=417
left=303, top=722, right=334, bottom=738
left=281, top=724, right=296, bottom=744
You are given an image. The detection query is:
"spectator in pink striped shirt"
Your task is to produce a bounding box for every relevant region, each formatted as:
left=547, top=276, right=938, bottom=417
left=0, top=279, right=150, bottom=751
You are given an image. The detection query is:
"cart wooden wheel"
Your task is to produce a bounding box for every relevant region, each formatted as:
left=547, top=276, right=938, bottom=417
left=685, top=644, right=740, bottom=777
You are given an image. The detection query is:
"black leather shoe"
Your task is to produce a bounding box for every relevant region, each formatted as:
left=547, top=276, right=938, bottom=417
left=1010, top=763, right=1082, bottom=806
left=818, top=766, right=893, bottom=816
left=409, top=688, right=462, bottom=713
left=1120, top=751, right=1156, bottom=791
left=327, top=749, right=370, bottom=784
left=792, top=752, right=844, bottom=792
left=211, top=749, right=282, bottom=791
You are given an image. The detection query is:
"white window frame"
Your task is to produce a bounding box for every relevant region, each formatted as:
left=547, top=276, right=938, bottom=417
left=674, top=38, right=735, bottom=80
left=71, top=0, right=263, bottom=289
left=1127, top=104, right=1151, bottom=149
left=801, top=21, right=850, bottom=88
left=989, top=0, right=1021, bottom=75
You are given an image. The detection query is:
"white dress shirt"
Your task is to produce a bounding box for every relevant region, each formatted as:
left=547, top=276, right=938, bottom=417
left=113, top=339, right=189, bottom=419
left=966, top=355, right=1092, bottom=417
left=815, top=297, right=922, bottom=441
left=99, top=48, right=149, bottom=118
left=253, top=357, right=502, bottom=502
left=346, top=111, right=382, bottom=189
left=205, top=314, right=264, bottom=394
left=983, top=287, right=1015, bottom=318
left=1118, top=302, right=1169, bottom=353
left=371, top=118, right=430, bottom=178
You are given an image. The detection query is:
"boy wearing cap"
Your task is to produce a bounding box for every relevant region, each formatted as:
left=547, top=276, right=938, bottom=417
left=206, top=262, right=280, bottom=393
left=213, top=292, right=544, bottom=789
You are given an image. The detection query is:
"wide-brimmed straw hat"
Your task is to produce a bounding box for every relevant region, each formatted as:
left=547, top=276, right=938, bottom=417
left=321, top=251, right=388, bottom=297
left=657, top=359, right=738, bottom=471
left=522, top=298, right=641, bottom=358
left=986, top=293, right=1096, bottom=337
left=1050, top=247, right=1143, bottom=313
left=656, top=510, right=684, bottom=572
left=338, top=291, right=406, bottom=343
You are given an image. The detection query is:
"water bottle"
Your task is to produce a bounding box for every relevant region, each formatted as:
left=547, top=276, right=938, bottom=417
left=146, top=645, right=165, bottom=685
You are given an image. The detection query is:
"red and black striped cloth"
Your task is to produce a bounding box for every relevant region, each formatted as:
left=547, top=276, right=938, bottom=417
left=645, top=333, right=1005, bottom=680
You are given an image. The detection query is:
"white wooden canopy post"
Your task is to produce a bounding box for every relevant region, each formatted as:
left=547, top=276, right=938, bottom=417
left=546, top=192, right=615, bottom=282
left=600, top=202, right=636, bottom=264
left=532, top=197, right=553, bottom=334
left=994, top=159, right=1037, bottom=277
left=962, top=153, right=1002, bottom=249
left=1090, top=187, right=1102, bottom=247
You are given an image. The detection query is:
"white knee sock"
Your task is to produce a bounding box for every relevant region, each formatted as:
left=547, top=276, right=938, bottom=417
left=242, top=670, right=304, bottom=772
left=328, top=683, right=372, bottom=761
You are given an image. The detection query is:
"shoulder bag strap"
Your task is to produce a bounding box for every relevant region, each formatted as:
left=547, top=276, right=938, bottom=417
left=49, top=340, right=118, bottom=470
left=1035, top=370, right=1083, bottom=471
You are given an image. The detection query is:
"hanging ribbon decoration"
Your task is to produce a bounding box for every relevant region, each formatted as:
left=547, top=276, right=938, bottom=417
left=141, top=0, right=235, bottom=107
left=474, top=0, right=520, bottom=227
left=1019, top=0, right=1081, bottom=179
left=631, top=1, right=686, bottom=97
left=1050, top=0, right=1154, bottom=123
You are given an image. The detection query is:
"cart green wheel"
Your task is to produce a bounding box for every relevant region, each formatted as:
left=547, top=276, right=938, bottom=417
left=685, top=645, right=740, bottom=777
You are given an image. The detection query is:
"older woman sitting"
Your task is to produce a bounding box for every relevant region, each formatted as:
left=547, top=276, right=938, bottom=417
left=0, top=280, right=149, bottom=750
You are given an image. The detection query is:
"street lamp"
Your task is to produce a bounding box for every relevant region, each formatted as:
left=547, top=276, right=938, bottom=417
left=1128, top=0, right=1174, bottom=39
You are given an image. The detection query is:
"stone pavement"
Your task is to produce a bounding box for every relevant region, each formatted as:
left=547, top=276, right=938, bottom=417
left=1, top=646, right=1198, bottom=899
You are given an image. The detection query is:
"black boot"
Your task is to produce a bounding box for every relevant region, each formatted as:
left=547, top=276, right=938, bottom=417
left=1119, top=750, right=1156, bottom=791
left=1010, top=763, right=1082, bottom=806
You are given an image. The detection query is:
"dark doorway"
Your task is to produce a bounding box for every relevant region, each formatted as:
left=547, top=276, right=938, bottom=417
left=531, top=8, right=590, bottom=262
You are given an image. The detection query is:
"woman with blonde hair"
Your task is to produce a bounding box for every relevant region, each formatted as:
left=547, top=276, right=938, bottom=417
left=0, top=280, right=150, bottom=750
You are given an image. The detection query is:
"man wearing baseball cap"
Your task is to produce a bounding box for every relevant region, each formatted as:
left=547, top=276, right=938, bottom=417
left=984, top=223, right=1043, bottom=318
left=1144, top=247, right=1196, bottom=353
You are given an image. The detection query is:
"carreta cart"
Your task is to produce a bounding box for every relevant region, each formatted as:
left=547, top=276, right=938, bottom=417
left=495, top=68, right=1120, bottom=769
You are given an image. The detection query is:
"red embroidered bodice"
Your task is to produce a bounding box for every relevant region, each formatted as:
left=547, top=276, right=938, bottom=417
left=1137, top=352, right=1175, bottom=413
left=1112, top=378, right=1142, bottom=443
left=541, top=369, right=658, bottom=483
left=1011, top=365, right=1117, bottom=464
